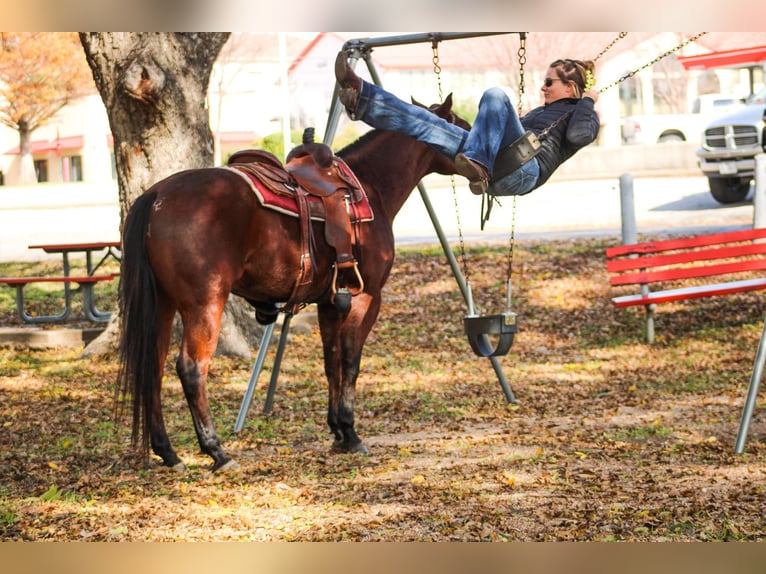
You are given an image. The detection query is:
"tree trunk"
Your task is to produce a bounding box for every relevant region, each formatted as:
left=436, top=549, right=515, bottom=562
left=14, top=120, right=37, bottom=184
left=79, top=32, right=262, bottom=358
left=80, top=33, right=228, bottom=212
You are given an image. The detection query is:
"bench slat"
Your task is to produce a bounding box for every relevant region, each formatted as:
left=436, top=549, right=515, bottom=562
left=605, top=227, right=766, bottom=258
left=607, top=242, right=766, bottom=273
left=0, top=275, right=116, bottom=286
left=612, top=278, right=766, bottom=308
left=29, top=242, right=121, bottom=252
left=610, top=258, right=766, bottom=286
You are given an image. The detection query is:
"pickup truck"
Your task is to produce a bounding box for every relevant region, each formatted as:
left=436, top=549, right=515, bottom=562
left=696, top=86, right=766, bottom=204
left=622, top=93, right=746, bottom=145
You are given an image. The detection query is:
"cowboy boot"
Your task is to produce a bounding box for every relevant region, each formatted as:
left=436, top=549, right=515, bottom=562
left=455, top=153, right=489, bottom=195
left=334, top=51, right=362, bottom=116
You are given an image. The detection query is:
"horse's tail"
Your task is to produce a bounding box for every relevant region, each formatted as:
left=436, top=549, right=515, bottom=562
left=116, top=190, right=159, bottom=458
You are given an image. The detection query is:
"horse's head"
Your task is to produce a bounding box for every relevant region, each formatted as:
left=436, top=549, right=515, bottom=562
left=411, top=93, right=471, bottom=175
left=412, top=93, right=471, bottom=129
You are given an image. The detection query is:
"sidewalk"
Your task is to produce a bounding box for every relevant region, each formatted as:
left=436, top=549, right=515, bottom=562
left=0, top=175, right=756, bottom=262
left=0, top=183, right=120, bottom=262
left=393, top=174, right=754, bottom=245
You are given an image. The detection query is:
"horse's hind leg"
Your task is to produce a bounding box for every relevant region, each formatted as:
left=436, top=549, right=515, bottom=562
left=148, top=298, right=185, bottom=470
left=176, top=303, right=237, bottom=471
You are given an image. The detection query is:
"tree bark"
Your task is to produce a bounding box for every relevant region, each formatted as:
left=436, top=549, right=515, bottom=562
left=79, top=33, right=262, bottom=358
left=80, top=33, right=228, bottom=212
left=16, top=119, right=37, bottom=184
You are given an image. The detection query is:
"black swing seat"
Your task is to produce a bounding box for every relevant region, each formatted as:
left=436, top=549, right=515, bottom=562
left=463, top=312, right=518, bottom=357
left=490, top=131, right=541, bottom=183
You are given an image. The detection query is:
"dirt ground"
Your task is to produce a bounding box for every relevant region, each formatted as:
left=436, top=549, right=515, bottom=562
left=0, top=238, right=764, bottom=542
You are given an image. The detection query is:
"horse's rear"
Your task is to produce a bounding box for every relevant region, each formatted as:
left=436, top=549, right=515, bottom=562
left=118, top=167, right=335, bottom=470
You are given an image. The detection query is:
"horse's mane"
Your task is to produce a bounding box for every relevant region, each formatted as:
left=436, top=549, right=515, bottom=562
left=335, top=129, right=386, bottom=160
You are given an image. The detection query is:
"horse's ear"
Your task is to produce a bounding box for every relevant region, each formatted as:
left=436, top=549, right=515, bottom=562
left=433, top=93, right=454, bottom=119
left=411, top=96, right=426, bottom=109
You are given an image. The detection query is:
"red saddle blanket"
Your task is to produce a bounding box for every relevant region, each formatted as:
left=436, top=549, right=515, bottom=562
left=223, top=162, right=374, bottom=224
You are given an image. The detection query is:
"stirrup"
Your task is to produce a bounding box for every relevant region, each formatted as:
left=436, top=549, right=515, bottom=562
left=331, top=260, right=364, bottom=314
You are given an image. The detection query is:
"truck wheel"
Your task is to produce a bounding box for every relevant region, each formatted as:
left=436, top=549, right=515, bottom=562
left=658, top=133, right=684, bottom=143
left=708, top=177, right=751, bottom=204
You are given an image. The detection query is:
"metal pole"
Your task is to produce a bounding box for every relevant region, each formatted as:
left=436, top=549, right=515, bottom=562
left=417, top=181, right=470, bottom=303
left=263, top=314, right=293, bottom=415
left=234, top=321, right=276, bottom=431
left=619, top=173, right=637, bottom=245
left=342, top=32, right=511, bottom=52
left=418, top=181, right=516, bottom=403
left=753, top=153, right=766, bottom=230
left=735, top=314, right=766, bottom=453
left=620, top=173, right=654, bottom=343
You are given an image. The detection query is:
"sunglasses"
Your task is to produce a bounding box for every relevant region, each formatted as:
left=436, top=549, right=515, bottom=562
left=544, top=77, right=565, bottom=87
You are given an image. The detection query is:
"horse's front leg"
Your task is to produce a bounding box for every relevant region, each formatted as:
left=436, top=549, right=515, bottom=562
left=318, top=294, right=379, bottom=454
left=176, top=304, right=239, bottom=471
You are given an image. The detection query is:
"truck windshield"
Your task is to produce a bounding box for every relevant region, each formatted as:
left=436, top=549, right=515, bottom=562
left=747, top=87, right=766, bottom=105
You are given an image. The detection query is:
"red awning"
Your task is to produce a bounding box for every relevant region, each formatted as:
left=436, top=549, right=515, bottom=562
left=678, top=46, right=766, bottom=70
left=3, top=135, right=84, bottom=155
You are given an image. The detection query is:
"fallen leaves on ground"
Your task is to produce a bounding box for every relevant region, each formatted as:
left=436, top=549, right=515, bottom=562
left=1, top=237, right=764, bottom=541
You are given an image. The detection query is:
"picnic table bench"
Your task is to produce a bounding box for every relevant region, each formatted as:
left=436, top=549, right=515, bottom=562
left=0, top=241, right=120, bottom=324
left=606, top=227, right=766, bottom=343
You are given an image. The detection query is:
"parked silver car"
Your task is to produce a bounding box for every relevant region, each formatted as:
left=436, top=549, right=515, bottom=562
left=696, top=87, right=766, bottom=204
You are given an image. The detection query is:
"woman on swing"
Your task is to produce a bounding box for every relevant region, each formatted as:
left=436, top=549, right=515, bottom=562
left=335, top=50, right=600, bottom=196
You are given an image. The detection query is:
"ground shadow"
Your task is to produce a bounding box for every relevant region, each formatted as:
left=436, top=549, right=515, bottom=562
left=651, top=188, right=753, bottom=212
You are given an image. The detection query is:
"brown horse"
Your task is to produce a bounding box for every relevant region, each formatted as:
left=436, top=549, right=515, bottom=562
left=117, top=95, right=468, bottom=470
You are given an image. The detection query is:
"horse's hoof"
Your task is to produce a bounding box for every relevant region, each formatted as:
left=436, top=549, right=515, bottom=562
left=171, top=462, right=187, bottom=472
left=216, top=459, right=240, bottom=472
left=332, top=440, right=369, bottom=455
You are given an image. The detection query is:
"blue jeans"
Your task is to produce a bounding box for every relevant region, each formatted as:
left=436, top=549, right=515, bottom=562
left=354, top=82, right=540, bottom=196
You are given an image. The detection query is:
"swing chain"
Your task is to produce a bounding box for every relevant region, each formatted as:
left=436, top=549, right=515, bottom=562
left=593, top=32, right=628, bottom=62
left=516, top=32, right=527, bottom=115
left=432, top=40, right=472, bottom=284
left=505, top=33, right=529, bottom=293
left=598, top=32, right=708, bottom=94
left=432, top=40, right=444, bottom=103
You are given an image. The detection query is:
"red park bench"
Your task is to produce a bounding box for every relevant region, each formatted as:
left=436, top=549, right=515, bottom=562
left=605, top=227, right=766, bottom=343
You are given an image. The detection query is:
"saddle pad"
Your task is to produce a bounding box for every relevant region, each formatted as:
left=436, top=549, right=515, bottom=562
left=222, top=164, right=374, bottom=223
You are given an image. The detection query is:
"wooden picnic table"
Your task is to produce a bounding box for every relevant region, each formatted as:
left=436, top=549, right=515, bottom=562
left=0, top=241, right=121, bottom=324
left=28, top=241, right=122, bottom=276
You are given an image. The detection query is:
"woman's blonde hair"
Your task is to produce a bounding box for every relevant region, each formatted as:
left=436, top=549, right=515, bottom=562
left=549, top=59, right=596, bottom=98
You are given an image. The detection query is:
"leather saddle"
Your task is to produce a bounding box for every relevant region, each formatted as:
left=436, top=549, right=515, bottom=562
left=227, top=143, right=367, bottom=317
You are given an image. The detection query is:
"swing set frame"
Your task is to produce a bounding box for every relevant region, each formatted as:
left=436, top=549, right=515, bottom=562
left=327, top=33, right=523, bottom=401
left=235, top=31, right=708, bottom=430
